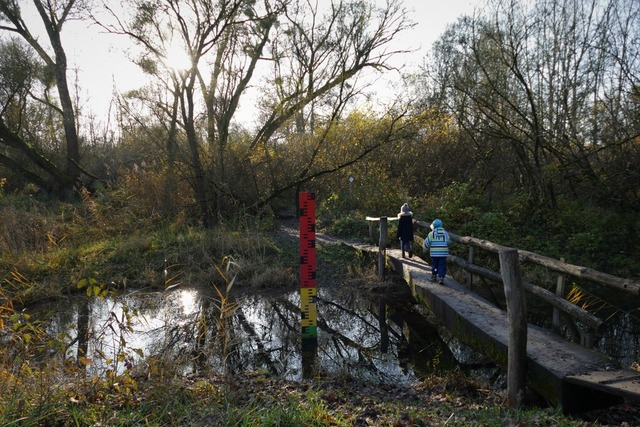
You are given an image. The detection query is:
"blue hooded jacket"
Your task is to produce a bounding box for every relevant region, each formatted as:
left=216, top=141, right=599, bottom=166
left=423, top=219, right=450, bottom=257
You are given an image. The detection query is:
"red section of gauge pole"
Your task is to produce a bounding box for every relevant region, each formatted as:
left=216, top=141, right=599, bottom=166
left=299, top=193, right=316, bottom=288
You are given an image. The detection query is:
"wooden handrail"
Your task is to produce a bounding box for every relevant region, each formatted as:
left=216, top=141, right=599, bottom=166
left=414, top=220, right=640, bottom=295
left=412, top=234, right=603, bottom=330
left=446, top=251, right=603, bottom=330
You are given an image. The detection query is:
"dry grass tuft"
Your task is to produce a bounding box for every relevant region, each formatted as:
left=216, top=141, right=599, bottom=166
left=0, top=204, right=71, bottom=254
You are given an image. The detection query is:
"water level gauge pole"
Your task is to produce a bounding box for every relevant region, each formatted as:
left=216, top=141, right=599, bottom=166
left=299, top=192, right=317, bottom=339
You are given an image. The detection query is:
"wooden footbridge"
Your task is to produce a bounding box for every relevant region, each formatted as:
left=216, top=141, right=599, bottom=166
left=335, top=216, right=640, bottom=414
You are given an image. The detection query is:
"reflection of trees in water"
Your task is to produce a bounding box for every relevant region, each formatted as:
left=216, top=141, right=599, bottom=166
left=178, top=289, right=460, bottom=383
left=28, top=280, right=640, bottom=381
left=34, top=298, right=90, bottom=364
left=218, top=295, right=301, bottom=377
left=138, top=289, right=407, bottom=380
left=31, top=285, right=490, bottom=381
left=119, top=286, right=461, bottom=383
left=43, top=296, right=150, bottom=375
left=76, top=298, right=90, bottom=366
left=142, top=292, right=220, bottom=373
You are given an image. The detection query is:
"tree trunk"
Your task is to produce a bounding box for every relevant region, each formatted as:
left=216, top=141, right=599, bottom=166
left=182, top=77, right=213, bottom=228
left=35, top=0, right=81, bottom=199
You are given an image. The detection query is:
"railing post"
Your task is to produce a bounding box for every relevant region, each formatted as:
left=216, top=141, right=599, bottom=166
left=580, top=331, right=594, bottom=348
left=378, top=217, right=387, bottom=279
left=552, top=257, right=566, bottom=333
left=466, top=235, right=475, bottom=289
left=499, top=248, right=527, bottom=409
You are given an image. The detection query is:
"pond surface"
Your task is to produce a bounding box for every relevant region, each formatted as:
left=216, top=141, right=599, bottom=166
left=21, top=272, right=639, bottom=387
left=30, top=280, right=490, bottom=386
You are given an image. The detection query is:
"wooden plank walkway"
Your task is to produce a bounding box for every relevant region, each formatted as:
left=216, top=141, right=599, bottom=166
left=335, top=238, right=640, bottom=413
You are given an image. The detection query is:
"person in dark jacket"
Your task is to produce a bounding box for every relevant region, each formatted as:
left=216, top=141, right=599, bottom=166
left=396, top=203, right=414, bottom=258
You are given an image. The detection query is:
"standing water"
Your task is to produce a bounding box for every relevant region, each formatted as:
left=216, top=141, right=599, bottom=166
left=27, top=280, right=482, bottom=385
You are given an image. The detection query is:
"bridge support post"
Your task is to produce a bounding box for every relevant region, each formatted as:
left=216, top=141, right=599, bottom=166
left=378, top=217, right=387, bottom=279
left=553, top=258, right=566, bottom=333
left=499, top=248, right=527, bottom=409
left=466, top=235, right=475, bottom=289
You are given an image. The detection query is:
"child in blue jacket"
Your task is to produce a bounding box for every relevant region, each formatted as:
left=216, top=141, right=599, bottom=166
left=423, top=218, right=450, bottom=284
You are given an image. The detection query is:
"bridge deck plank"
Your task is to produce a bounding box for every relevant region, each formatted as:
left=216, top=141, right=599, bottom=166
left=567, top=370, right=640, bottom=400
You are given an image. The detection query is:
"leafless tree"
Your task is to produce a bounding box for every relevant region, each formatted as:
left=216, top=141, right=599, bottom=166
left=0, top=0, right=86, bottom=199
left=101, top=0, right=414, bottom=225
left=423, top=0, right=640, bottom=211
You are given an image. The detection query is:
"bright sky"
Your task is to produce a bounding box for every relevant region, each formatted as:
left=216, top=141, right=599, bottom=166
left=374, top=0, right=482, bottom=103
left=387, top=0, right=480, bottom=67
left=10, top=0, right=483, bottom=128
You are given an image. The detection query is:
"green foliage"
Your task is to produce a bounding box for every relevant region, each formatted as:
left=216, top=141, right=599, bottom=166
left=320, top=212, right=370, bottom=240
left=458, top=211, right=518, bottom=245
left=222, top=392, right=342, bottom=426
left=77, top=277, right=113, bottom=299
left=0, top=37, right=40, bottom=100
left=424, top=182, right=482, bottom=227
left=316, top=172, right=640, bottom=279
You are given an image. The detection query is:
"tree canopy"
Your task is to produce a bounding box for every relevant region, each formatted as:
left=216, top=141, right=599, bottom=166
left=421, top=0, right=640, bottom=212
left=1, top=0, right=639, bottom=231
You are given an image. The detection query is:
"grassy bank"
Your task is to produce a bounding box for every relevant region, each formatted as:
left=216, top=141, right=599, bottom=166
left=1, top=366, right=599, bottom=426
left=0, top=192, right=297, bottom=306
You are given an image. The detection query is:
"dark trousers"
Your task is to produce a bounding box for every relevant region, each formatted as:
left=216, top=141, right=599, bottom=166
left=431, top=256, right=447, bottom=278
left=401, top=240, right=412, bottom=256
